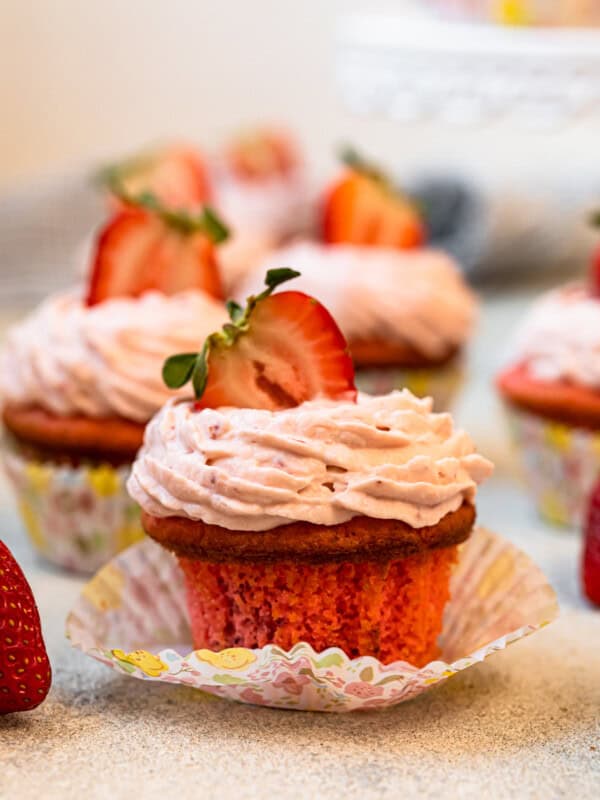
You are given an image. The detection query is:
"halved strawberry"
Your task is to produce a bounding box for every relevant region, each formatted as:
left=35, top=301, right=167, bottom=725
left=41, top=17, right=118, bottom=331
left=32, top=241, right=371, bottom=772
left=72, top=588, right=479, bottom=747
left=163, top=268, right=356, bottom=410
left=100, top=144, right=211, bottom=210
left=86, top=194, right=228, bottom=306
left=225, top=128, right=300, bottom=181
left=322, top=147, right=425, bottom=249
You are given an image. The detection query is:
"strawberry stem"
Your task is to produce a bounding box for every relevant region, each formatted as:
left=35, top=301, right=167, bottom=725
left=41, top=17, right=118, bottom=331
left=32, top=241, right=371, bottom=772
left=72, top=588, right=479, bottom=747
left=162, top=268, right=300, bottom=399
left=110, top=183, right=230, bottom=244
left=340, top=145, right=386, bottom=185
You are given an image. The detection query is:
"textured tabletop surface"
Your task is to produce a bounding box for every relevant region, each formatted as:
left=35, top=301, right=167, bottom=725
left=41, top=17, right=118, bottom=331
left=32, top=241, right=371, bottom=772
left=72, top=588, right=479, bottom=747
left=1, top=294, right=599, bottom=800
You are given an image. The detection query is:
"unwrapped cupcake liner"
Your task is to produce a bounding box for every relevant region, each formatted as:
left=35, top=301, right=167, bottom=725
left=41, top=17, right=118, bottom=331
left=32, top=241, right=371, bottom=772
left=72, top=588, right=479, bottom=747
left=354, top=359, right=464, bottom=412
left=505, top=405, right=600, bottom=529
left=66, top=526, right=558, bottom=712
left=2, top=445, right=143, bottom=573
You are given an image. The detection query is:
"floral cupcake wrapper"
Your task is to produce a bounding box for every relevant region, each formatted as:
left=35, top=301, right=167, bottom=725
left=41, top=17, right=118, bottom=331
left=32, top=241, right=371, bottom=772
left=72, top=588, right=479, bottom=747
left=66, top=526, right=558, bottom=712
left=505, top=405, right=600, bottom=529
left=354, top=359, right=464, bottom=412
left=2, top=446, right=143, bottom=574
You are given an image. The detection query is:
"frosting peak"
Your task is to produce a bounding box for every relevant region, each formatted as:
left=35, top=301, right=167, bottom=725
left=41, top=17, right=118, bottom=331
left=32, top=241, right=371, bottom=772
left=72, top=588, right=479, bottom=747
left=128, top=391, right=493, bottom=531
left=0, top=289, right=228, bottom=422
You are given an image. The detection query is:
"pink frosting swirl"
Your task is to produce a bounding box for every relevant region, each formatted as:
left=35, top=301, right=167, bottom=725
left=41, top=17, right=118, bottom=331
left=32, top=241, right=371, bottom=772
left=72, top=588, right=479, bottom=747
left=128, top=391, right=493, bottom=531
left=0, top=289, right=227, bottom=422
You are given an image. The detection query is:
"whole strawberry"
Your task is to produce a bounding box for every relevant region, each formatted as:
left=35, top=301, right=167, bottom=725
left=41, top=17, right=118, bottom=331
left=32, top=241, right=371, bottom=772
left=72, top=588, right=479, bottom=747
left=582, top=481, right=600, bottom=606
left=0, top=540, right=51, bottom=713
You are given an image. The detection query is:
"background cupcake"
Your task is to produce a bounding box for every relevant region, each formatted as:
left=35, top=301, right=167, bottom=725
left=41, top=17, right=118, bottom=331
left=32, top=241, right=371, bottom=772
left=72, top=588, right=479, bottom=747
left=100, top=129, right=314, bottom=294
left=0, top=194, right=228, bottom=572
left=128, top=269, right=492, bottom=666
left=233, top=147, right=477, bottom=410
left=239, top=240, right=477, bottom=411
left=211, top=127, right=315, bottom=291
left=497, top=280, right=600, bottom=527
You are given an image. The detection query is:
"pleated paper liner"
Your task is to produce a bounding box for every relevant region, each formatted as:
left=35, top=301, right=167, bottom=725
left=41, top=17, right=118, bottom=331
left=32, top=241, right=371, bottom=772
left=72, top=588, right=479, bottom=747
left=504, top=404, right=600, bottom=528
left=66, top=526, right=558, bottom=712
left=2, top=442, right=143, bottom=574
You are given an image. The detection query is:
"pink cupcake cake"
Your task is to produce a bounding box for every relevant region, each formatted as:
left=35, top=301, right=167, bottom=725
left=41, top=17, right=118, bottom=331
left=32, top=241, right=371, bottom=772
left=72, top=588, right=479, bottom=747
left=128, top=269, right=492, bottom=665
left=1, top=193, right=228, bottom=571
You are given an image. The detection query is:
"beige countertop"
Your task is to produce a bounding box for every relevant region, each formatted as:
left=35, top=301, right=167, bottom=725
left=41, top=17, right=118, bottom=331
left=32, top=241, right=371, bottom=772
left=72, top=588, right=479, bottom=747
left=1, top=293, right=599, bottom=799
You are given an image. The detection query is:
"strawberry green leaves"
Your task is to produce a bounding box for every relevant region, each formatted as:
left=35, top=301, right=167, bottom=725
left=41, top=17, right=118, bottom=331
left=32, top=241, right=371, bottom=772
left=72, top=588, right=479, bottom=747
left=115, top=188, right=229, bottom=245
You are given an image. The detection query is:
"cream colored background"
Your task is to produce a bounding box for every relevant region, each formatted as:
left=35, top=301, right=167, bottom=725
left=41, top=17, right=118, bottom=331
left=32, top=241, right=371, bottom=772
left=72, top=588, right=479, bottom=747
left=1, top=0, right=599, bottom=191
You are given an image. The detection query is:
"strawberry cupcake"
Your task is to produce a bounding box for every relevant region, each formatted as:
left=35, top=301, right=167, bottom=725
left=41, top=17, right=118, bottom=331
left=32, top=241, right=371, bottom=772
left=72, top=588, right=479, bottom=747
left=236, top=149, right=476, bottom=410
left=0, top=194, right=229, bottom=572
left=497, top=276, right=600, bottom=527
left=128, top=269, right=493, bottom=666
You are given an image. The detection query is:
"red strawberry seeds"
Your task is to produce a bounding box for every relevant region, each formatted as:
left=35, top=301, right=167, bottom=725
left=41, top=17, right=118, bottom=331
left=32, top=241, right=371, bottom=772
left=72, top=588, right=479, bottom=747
left=0, top=540, right=51, bottom=714
left=582, top=482, right=600, bottom=606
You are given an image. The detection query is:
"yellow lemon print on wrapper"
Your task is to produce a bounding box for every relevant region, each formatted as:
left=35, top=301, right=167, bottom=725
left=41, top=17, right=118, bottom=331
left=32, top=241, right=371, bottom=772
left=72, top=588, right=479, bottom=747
left=25, top=462, right=52, bottom=494
left=539, top=492, right=569, bottom=527
left=544, top=422, right=572, bottom=453
left=82, top=563, right=125, bottom=612
left=495, top=0, right=530, bottom=26
left=590, top=432, right=600, bottom=460
left=404, top=371, right=430, bottom=400
left=112, top=649, right=168, bottom=677
left=115, top=521, right=144, bottom=553
left=18, top=498, right=46, bottom=551
left=194, top=648, right=257, bottom=670
left=86, top=464, right=121, bottom=498
left=477, top=551, right=515, bottom=599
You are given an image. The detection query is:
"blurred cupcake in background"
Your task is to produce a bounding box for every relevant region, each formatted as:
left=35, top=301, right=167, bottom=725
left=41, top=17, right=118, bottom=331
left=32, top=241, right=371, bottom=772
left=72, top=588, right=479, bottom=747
left=237, top=148, right=477, bottom=410
left=427, top=0, right=600, bottom=27
left=497, top=230, right=600, bottom=527
left=0, top=191, right=228, bottom=572
left=98, top=129, right=314, bottom=293
left=211, top=127, right=314, bottom=291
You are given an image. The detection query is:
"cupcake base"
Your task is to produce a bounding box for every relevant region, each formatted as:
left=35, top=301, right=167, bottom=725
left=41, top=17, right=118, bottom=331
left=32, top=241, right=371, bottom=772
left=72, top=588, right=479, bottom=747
left=2, top=436, right=143, bottom=573
left=504, top=404, right=600, bottom=528
left=2, top=405, right=145, bottom=572
left=67, top=527, right=559, bottom=712
left=141, top=504, right=474, bottom=666
left=180, top=546, right=458, bottom=666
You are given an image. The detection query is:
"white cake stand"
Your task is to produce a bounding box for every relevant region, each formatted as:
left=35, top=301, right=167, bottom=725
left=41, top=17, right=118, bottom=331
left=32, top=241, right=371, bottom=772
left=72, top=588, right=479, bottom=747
left=336, top=15, right=600, bottom=128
